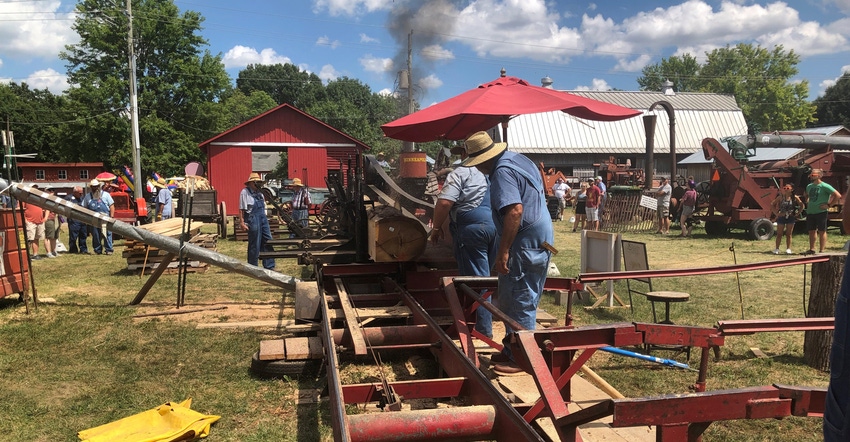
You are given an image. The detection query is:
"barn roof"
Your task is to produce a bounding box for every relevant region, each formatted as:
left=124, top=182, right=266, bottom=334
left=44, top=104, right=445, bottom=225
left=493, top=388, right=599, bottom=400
left=198, top=103, right=371, bottom=152
left=506, top=91, right=748, bottom=155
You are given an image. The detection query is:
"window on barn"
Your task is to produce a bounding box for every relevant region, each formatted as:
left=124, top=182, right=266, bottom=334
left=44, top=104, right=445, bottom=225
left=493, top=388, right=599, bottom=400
left=58, top=170, right=67, bottom=180
left=80, top=170, right=89, bottom=180
left=35, top=170, right=45, bottom=180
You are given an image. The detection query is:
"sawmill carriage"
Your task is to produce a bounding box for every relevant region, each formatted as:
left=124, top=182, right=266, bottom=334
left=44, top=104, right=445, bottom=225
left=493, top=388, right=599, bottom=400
left=696, top=132, right=850, bottom=240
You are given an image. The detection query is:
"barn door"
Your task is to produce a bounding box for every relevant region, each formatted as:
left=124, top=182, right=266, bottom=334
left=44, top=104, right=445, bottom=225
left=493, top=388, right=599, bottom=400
left=288, top=147, right=328, bottom=188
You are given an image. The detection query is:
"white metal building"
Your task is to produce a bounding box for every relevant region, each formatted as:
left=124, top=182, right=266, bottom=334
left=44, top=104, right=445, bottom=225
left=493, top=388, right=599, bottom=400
left=504, top=85, right=748, bottom=180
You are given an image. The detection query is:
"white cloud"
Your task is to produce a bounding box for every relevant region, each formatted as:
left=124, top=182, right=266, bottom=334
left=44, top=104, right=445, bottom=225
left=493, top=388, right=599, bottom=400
left=24, top=68, right=68, bottom=94
left=222, top=46, right=291, bottom=69
left=445, top=0, right=847, bottom=77
left=421, top=44, right=454, bottom=62
left=360, top=33, right=379, bottom=44
left=614, top=54, right=652, bottom=72
left=418, top=74, right=443, bottom=90
left=312, top=0, right=394, bottom=16
left=827, top=0, right=850, bottom=14
left=316, top=36, right=341, bottom=49
left=377, top=88, right=393, bottom=96
left=0, top=2, right=77, bottom=60
left=819, top=64, right=850, bottom=92
left=359, top=54, right=393, bottom=73
left=318, top=64, right=341, bottom=82
left=574, top=78, right=612, bottom=91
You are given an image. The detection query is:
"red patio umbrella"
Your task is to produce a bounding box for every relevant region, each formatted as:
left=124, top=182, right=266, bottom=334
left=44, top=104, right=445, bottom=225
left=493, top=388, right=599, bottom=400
left=381, top=75, right=641, bottom=143
left=95, top=171, right=117, bottom=182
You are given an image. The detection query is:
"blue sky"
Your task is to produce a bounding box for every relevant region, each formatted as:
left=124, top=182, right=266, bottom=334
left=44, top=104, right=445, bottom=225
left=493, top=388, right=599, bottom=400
left=2, top=0, right=849, bottom=107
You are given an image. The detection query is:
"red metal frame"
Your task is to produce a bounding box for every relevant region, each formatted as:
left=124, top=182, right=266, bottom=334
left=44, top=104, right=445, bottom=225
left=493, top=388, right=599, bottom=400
left=311, top=263, right=828, bottom=441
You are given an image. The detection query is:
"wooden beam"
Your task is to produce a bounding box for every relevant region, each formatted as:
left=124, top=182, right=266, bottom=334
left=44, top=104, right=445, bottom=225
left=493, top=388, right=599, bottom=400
left=335, top=278, right=368, bottom=355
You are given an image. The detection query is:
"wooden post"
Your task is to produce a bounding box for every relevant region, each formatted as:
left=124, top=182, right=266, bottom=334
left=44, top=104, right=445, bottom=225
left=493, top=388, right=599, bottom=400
left=804, top=254, right=845, bottom=371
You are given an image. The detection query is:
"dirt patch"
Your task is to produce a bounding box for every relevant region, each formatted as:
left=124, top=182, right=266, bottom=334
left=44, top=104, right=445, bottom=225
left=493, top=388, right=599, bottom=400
left=132, top=302, right=290, bottom=325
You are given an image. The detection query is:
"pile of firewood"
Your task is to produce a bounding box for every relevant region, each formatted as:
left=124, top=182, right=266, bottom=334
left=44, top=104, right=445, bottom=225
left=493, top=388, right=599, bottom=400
left=123, top=218, right=217, bottom=275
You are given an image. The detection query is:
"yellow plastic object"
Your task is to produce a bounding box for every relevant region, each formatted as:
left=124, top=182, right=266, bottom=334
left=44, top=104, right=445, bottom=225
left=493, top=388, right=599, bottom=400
left=78, top=398, right=220, bottom=442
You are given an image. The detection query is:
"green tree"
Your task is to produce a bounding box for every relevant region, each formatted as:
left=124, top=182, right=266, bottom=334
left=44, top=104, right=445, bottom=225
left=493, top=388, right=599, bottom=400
left=699, top=44, right=814, bottom=131
left=199, top=89, right=277, bottom=135
left=59, top=0, right=231, bottom=178
left=236, top=63, right=326, bottom=109
left=636, top=44, right=816, bottom=131
left=814, top=72, right=850, bottom=129
left=637, top=53, right=701, bottom=92
left=0, top=83, right=68, bottom=166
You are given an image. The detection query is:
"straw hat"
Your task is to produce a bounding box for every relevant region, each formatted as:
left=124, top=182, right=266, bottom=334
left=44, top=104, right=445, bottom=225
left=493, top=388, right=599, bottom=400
left=461, top=131, right=507, bottom=167
left=89, top=179, right=102, bottom=188
left=154, top=177, right=167, bottom=188
left=290, top=177, right=304, bottom=187
left=244, top=172, right=263, bottom=185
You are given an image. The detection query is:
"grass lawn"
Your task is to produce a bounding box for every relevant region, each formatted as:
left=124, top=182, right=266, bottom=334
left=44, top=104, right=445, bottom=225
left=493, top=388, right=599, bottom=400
left=0, top=218, right=843, bottom=441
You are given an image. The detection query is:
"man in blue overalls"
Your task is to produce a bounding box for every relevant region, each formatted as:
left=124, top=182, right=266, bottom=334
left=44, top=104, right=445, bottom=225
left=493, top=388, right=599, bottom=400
left=462, top=131, right=554, bottom=375
left=82, top=179, right=114, bottom=255
left=239, top=173, right=276, bottom=271
left=430, top=146, right=498, bottom=339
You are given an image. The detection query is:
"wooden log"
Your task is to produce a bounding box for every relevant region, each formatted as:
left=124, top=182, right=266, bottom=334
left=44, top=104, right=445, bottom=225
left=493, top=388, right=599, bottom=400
left=804, top=253, right=845, bottom=371
left=366, top=206, right=428, bottom=262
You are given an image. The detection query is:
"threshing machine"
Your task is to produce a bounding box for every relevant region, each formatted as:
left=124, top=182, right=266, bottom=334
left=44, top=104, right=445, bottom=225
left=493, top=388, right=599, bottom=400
left=698, top=132, right=850, bottom=240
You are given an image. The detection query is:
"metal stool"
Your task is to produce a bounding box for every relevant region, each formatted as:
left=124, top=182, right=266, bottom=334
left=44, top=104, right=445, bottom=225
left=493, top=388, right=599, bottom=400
left=644, top=291, right=691, bottom=360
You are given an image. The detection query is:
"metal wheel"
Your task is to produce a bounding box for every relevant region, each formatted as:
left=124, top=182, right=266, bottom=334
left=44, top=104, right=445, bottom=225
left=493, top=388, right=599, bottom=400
left=218, top=201, right=227, bottom=238
left=704, top=220, right=728, bottom=236
left=749, top=218, right=775, bottom=241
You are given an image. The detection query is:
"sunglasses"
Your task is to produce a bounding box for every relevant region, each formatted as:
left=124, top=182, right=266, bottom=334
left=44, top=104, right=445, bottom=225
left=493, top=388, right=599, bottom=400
left=783, top=186, right=792, bottom=190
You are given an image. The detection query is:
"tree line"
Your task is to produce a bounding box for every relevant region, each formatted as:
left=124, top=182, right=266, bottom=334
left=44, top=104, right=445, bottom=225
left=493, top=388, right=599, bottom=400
left=3, top=1, right=849, bottom=183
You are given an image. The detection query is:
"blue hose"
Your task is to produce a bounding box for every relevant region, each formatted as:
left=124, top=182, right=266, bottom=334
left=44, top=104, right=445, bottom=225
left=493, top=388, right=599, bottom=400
left=600, top=346, right=696, bottom=371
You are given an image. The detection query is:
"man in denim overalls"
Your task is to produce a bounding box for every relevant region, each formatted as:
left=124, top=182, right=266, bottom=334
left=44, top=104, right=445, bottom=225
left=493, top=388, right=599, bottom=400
left=82, top=179, right=114, bottom=255
left=430, top=147, right=497, bottom=339
left=463, top=131, right=554, bottom=375
left=239, top=173, right=276, bottom=271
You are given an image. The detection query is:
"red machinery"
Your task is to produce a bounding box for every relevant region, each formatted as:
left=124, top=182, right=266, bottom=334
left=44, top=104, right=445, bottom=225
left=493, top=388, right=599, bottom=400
left=111, top=190, right=148, bottom=225
left=698, top=132, right=850, bottom=240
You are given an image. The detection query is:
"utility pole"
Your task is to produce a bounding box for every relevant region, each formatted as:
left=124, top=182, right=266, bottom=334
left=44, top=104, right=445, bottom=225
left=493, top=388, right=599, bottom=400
left=402, top=30, right=414, bottom=153
left=127, top=0, right=142, bottom=201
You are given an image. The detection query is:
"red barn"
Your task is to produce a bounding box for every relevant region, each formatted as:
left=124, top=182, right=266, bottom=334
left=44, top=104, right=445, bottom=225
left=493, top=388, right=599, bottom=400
left=199, top=103, right=370, bottom=215
left=17, top=162, right=105, bottom=195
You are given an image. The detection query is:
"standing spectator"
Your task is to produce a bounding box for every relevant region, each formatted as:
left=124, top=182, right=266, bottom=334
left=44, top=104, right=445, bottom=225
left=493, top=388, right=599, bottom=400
left=155, top=178, right=173, bottom=220
left=679, top=181, right=698, bottom=237
left=585, top=178, right=601, bottom=231
left=771, top=183, right=805, bottom=254
left=595, top=176, right=607, bottom=224
left=239, top=173, right=275, bottom=270
left=430, top=155, right=497, bottom=339
left=552, top=178, right=571, bottom=221
left=571, top=183, right=588, bottom=232
left=65, top=186, right=88, bottom=254
left=83, top=179, right=115, bottom=255
left=289, top=178, right=311, bottom=231
left=43, top=188, right=59, bottom=258
left=22, top=185, right=45, bottom=260
left=462, top=131, right=553, bottom=375
left=655, top=176, right=672, bottom=235
left=804, top=169, right=841, bottom=255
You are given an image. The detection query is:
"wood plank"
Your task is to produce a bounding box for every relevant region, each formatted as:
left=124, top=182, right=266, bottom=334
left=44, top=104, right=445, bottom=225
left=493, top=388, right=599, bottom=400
left=334, top=278, right=368, bottom=355
left=498, top=373, right=656, bottom=441
left=196, top=319, right=296, bottom=329
left=285, top=337, right=311, bottom=360
left=259, top=339, right=285, bottom=360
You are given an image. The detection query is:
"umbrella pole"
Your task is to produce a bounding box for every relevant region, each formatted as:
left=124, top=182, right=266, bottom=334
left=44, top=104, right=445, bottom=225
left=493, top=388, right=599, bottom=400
left=501, top=118, right=509, bottom=143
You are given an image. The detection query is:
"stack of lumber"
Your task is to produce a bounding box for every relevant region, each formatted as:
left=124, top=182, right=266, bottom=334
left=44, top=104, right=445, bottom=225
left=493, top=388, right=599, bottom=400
left=233, top=213, right=287, bottom=241
left=123, top=218, right=217, bottom=275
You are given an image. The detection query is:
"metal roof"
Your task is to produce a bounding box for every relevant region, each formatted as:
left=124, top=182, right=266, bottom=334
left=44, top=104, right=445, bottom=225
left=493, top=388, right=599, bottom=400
left=506, top=91, right=747, bottom=155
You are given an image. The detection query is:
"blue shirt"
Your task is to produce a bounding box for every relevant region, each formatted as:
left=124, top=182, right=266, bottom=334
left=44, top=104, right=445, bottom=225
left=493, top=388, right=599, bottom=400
left=156, top=188, right=173, bottom=217
left=438, top=166, right=489, bottom=222
left=489, top=151, right=546, bottom=231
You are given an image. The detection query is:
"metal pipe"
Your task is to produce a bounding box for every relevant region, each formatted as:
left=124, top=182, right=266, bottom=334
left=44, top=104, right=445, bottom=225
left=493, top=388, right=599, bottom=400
left=0, top=179, right=299, bottom=290
left=599, top=346, right=695, bottom=371
left=579, top=254, right=829, bottom=283
left=347, top=405, right=496, bottom=442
